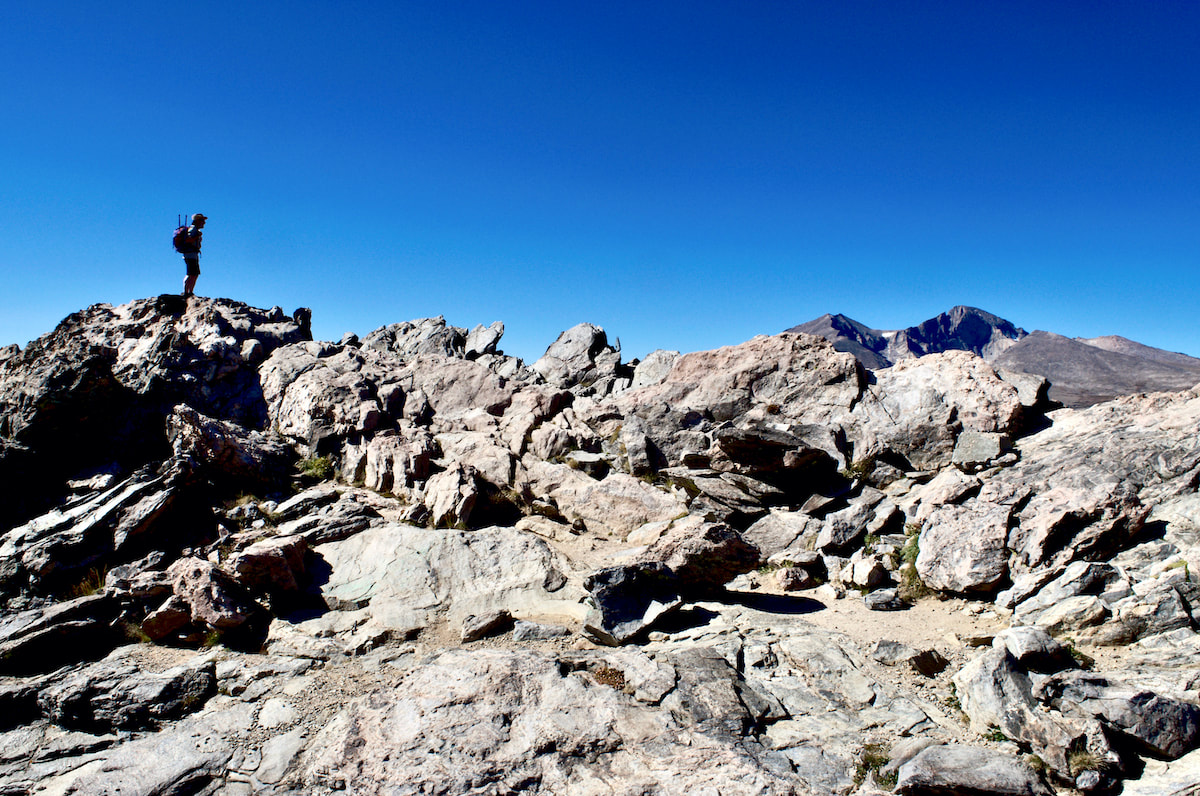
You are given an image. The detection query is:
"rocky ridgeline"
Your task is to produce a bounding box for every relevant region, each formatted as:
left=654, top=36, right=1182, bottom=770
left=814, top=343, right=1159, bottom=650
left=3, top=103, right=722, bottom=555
left=0, top=296, right=1198, bottom=794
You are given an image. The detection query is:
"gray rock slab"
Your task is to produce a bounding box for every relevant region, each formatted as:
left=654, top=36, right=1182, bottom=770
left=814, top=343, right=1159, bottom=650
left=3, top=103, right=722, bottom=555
left=896, top=743, right=1053, bottom=795
left=313, top=522, right=585, bottom=634
left=45, top=698, right=255, bottom=796
left=298, top=648, right=802, bottom=794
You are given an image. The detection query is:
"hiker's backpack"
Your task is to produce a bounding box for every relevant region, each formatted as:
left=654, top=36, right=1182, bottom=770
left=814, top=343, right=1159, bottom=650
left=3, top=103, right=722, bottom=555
left=173, top=224, right=199, bottom=254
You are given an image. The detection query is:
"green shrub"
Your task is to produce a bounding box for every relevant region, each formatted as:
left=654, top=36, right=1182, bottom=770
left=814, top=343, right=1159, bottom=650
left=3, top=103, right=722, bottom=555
left=297, top=455, right=335, bottom=481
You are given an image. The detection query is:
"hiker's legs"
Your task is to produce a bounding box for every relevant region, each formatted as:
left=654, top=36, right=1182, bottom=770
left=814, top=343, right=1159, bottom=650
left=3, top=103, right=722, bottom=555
left=183, top=257, right=200, bottom=296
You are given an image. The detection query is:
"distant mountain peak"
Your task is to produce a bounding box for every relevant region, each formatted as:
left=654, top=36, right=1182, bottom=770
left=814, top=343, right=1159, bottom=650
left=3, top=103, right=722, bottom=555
left=787, top=305, right=1026, bottom=367
left=787, top=307, right=1200, bottom=408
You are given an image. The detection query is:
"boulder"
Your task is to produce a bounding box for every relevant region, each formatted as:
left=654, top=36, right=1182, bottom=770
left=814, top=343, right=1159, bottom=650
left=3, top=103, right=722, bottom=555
left=166, top=404, right=294, bottom=486
left=952, top=647, right=1107, bottom=776
left=273, top=491, right=383, bottom=545
left=226, top=536, right=307, bottom=596
left=531, top=322, right=623, bottom=392
left=951, top=430, right=1011, bottom=470
left=157, top=557, right=266, bottom=638
left=299, top=649, right=798, bottom=794
left=530, top=464, right=687, bottom=538
left=423, top=462, right=481, bottom=528
left=361, top=316, right=468, bottom=358
left=915, top=502, right=1012, bottom=592
left=743, top=511, right=822, bottom=558
left=638, top=517, right=760, bottom=592
left=992, top=627, right=1076, bottom=673
left=340, top=426, right=435, bottom=492
left=583, top=564, right=682, bottom=646
left=630, top=349, right=679, bottom=389
left=852, top=351, right=1023, bottom=471
left=864, top=588, right=907, bottom=611
left=896, top=744, right=1053, bottom=796
left=465, top=321, right=505, bottom=358
left=307, top=523, right=579, bottom=640
left=814, top=488, right=889, bottom=554
left=903, top=467, right=982, bottom=524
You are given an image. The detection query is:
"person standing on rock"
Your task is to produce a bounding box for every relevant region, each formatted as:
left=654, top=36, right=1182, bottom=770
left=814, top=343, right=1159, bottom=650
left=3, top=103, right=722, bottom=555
left=174, top=213, right=207, bottom=297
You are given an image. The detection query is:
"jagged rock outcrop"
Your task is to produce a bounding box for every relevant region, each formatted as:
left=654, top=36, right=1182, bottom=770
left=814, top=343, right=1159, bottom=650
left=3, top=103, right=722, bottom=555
left=0, top=296, right=310, bottom=526
left=1, top=295, right=1198, bottom=795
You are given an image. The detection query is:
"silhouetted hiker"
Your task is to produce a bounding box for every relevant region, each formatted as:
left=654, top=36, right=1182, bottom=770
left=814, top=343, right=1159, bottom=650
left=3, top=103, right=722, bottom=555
left=173, top=213, right=207, bottom=296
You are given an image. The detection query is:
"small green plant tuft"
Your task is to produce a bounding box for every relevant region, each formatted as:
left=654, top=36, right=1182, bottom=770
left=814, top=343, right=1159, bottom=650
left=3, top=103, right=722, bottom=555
left=1167, top=558, right=1192, bottom=580
left=120, top=620, right=152, bottom=644
left=1068, top=749, right=1103, bottom=777
left=1027, top=754, right=1050, bottom=779
left=298, top=455, right=335, bottom=481
left=983, top=724, right=1010, bottom=743
left=853, top=742, right=894, bottom=788
left=841, top=457, right=875, bottom=481
left=897, top=525, right=933, bottom=601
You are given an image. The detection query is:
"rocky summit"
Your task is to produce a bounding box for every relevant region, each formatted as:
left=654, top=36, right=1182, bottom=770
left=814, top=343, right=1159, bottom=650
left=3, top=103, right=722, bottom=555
left=1, top=295, right=1198, bottom=795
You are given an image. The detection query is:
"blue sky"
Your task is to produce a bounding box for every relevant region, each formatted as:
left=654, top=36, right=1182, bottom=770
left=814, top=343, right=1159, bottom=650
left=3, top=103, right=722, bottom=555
left=2, top=1, right=1197, bottom=362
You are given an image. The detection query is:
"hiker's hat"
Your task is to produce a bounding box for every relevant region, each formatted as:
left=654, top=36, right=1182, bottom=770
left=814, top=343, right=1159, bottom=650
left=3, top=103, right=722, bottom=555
left=192, top=213, right=207, bottom=223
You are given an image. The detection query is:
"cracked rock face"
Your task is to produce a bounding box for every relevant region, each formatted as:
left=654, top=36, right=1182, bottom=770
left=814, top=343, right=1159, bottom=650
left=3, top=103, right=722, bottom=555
left=2, top=296, right=1200, bottom=795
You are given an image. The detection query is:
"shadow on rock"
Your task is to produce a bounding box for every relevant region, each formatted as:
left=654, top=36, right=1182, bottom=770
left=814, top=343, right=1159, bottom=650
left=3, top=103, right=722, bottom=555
left=721, top=589, right=826, bottom=615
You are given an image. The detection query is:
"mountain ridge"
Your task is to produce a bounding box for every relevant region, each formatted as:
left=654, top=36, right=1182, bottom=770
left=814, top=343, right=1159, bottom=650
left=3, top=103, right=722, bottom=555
left=788, top=306, right=1200, bottom=408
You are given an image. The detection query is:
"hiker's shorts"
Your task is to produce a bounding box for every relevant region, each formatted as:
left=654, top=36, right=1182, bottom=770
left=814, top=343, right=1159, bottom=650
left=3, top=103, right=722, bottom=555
left=184, top=255, right=201, bottom=276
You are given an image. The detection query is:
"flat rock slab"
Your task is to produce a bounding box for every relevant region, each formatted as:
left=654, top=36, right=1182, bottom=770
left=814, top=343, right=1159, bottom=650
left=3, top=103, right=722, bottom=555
left=312, top=523, right=586, bottom=631
left=300, top=648, right=802, bottom=795
left=897, top=743, right=1054, bottom=795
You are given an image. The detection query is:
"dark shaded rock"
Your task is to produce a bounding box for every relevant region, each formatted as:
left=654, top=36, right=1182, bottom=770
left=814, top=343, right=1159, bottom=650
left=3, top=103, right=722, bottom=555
left=0, top=457, right=213, bottom=597
left=0, top=297, right=309, bottom=527
left=1037, top=671, right=1200, bottom=760
left=0, top=594, right=123, bottom=676
left=166, top=404, right=295, bottom=488
left=709, top=424, right=837, bottom=493
left=583, top=564, right=682, bottom=646
left=37, top=652, right=216, bottom=732
left=993, top=627, right=1077, bottom=674
left=0, top=677, right=42, bottom=730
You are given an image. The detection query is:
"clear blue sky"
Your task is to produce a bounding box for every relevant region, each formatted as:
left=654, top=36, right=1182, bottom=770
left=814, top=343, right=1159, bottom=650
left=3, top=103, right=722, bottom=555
left=2, top=1, right=1197, bottom=362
